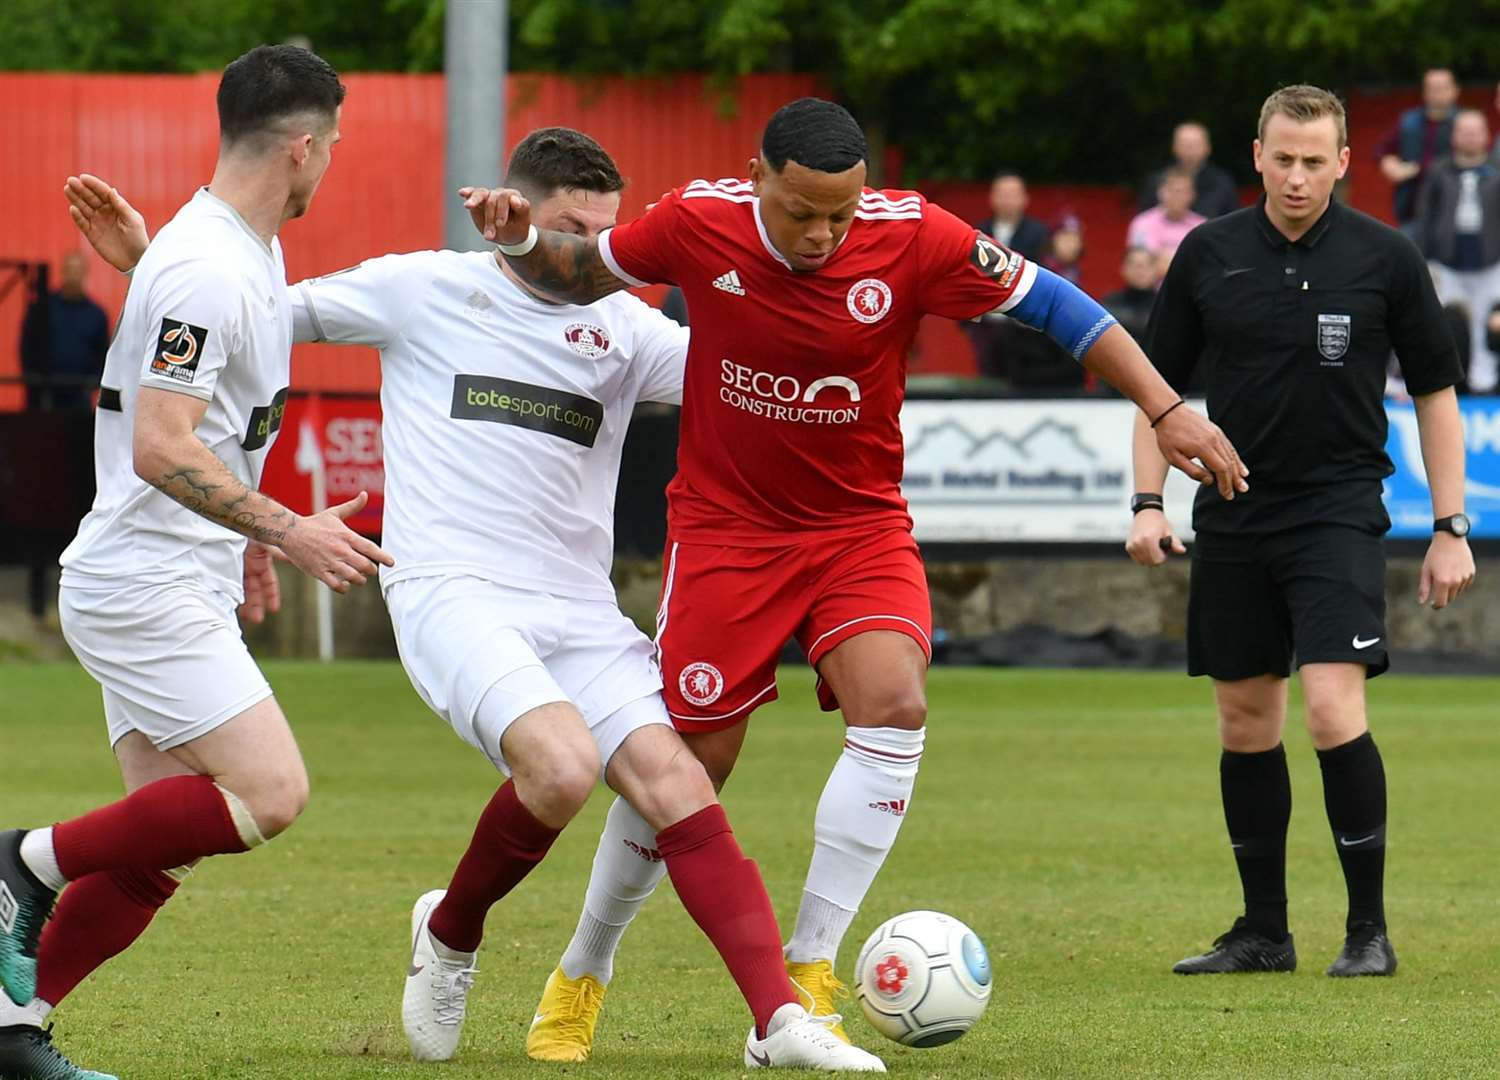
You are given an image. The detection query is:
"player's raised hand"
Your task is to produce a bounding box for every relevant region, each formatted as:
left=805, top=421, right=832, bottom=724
left=276, top=491, right=395, bottom=594
left=65, top=174, right=149, bottom=272
left=1151, top=404, right=1249, bottom=501
left=1125, top=510, right=1185, bottom=567
left=237, top=541, right=282, bottom=624
left=1418, top=533, right=1475, bottom=609
left=458, top=185, right=531, bottom=245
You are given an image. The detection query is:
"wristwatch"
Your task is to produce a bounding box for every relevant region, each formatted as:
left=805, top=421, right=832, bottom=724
left=1130, top=493, right=1165, bottom=514
left=1434, top=513, right=1471, bottom=537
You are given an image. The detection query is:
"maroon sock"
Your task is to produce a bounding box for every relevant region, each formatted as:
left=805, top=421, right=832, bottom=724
left=657, top=805, right=795, bottom=1038
left=35, top=869, right=180, bottom=1006
left=52, top=775, right=247, bottom=880
left=427, top=782, right=561, bottom=953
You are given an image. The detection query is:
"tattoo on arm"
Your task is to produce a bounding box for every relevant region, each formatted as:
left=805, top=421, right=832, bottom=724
left=502, top=231, right=628, bottom=304
left=150, top=466, right=297, bottom=546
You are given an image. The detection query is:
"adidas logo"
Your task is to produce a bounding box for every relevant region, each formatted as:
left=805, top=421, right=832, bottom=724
left=868, top=799, right=908, bottom=816
left=712, top=269, right=746, bottom=296
left=0, top=881, right=16, bottom=933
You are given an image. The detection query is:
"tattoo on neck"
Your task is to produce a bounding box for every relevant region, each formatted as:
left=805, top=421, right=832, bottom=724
left=502, top=231, right=626, bottom=305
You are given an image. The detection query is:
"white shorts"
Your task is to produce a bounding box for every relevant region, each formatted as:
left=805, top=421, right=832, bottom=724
left=58, top=579, right=273, bottom=751
left=383, top=575, right=668, bottom=775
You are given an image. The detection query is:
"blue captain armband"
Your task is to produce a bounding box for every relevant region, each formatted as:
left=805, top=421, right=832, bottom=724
left=1005, top=264, right=1117, bottom=360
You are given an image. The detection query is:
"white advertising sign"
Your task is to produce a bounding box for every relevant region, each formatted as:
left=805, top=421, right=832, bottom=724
left=900, top=399, right=1204, bottom=542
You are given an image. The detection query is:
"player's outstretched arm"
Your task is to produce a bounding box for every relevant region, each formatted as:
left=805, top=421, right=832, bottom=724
left=1412, top=386, right=1475, bottom=608
left=65, top=174, right=149, bottom=272
left=134, top=387, right=394, bottom=593
left=460, top=186, right=627, bottom=305
left=1082, top=324, right=1248, bottom=502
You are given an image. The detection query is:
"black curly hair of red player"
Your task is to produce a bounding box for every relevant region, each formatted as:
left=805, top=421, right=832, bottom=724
left=761, top=98, right=868, bottom=175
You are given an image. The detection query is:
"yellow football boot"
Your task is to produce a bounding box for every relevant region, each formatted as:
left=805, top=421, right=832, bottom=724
left=526, top=966, right=607, bottom=1063
left=785, top=958, right=851, bottom=1043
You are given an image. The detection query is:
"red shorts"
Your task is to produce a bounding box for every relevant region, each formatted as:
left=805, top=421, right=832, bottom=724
left=655, top=529, right=932, bottom=732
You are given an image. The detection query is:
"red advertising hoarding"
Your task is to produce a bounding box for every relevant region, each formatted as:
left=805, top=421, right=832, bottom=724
left=258, top=394, right=385, bottom=536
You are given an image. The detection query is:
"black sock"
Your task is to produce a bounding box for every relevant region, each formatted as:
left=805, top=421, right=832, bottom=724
left=1317, top=731, right=1387, bottom=932
left=1220, top=744, right=1292, bottom=941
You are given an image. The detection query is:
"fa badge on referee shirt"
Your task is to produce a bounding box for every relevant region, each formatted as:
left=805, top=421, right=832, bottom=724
left=1317, top=313, right=1351, bottom=361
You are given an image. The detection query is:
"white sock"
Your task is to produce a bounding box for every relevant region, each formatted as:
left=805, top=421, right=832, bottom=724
left=559, top=796, right=668, bottom=984
left=786, top=726, right=926, bottom=965
left=18, top=827, right=66, bottom=892
left=0, top=994, right=51, bottom=1028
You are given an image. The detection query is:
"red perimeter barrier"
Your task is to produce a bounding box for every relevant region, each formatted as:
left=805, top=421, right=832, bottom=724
left=0, top=72, right=823, bottom=408
left=5, top=78, right=1496, bottom=393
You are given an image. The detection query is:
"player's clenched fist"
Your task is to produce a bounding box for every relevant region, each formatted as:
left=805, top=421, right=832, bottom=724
left=276, top=491, right=394, bottom=594
left=1125, top=510, right=1186, bottom=567
left=458, top=185, right=531, bottom=245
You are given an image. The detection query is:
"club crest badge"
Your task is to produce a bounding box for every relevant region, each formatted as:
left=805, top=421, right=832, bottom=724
left=678, top=661, right=724, bottom=707
left=1317, top=313, right=1351, bottom=361
left=847, top=278, right=893, bottom=324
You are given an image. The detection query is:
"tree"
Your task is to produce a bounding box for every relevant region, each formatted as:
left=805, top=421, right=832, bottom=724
left=4, top=0, right=1499, bottom=184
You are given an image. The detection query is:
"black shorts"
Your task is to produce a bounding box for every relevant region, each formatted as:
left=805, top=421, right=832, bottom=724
left=1188, top=525, right=1389, bottom=681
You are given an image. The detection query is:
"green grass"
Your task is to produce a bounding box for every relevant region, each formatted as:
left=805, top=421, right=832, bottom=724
left=3, top=663, right=1499, bottom=1079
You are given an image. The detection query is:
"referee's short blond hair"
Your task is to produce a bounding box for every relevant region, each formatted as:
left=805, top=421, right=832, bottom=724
left=1258, top=85, right=1347, bottom=148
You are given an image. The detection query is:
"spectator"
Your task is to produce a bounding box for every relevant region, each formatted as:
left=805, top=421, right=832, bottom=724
left=976, top=170, right=1050, bottom=263
left=1044, top=212, right=1084, bottom=285
left=1375, top=67, right=1458, bottom=233
left=965, top=211, right=1081, bottom=393
left=1128, top=169, right=1206, bottom=263
left=1492, top=80, right=1500, bottom=164
left=1101, top=247, right=1159, bottom=344
left=1417, top=108, right=1500, bottom=393
left=1140, top=121, right=1241, bottom=219
left=18, top=251, right=110, bottom=411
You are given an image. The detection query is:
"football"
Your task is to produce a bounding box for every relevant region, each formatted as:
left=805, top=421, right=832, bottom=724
left=853, top=910, right=992, bottom=1047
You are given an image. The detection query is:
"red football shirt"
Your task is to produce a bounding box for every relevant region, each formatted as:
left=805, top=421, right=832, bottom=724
left=598, top=178, right=1038, bottom=543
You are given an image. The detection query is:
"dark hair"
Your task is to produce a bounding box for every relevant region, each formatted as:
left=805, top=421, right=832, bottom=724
left=505, top=127, right=625, bottom=200
left=217, top=44, right=345, bottom=146
left=761, top=98, right=868, bottom=174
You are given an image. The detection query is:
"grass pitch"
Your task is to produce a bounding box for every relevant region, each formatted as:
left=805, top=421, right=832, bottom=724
left=2, top=663, right=1499, bottom=1079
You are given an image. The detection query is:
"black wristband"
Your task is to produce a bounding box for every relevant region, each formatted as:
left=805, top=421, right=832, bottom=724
left=1149, top=398, right=1186, bottom=427
left=1131, top=493, right=1165, bottom=515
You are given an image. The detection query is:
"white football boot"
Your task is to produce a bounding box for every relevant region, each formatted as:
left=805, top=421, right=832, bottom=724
left=401, top=889, right=478, bottom=1061
left=744, top=1002, right=887, bottom=1071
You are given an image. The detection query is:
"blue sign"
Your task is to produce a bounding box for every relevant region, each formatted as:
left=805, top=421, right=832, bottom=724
left=1384, top=398, right=1500, bottom=538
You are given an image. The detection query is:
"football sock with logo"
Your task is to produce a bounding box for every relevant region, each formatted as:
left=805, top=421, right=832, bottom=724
left=787, top=726, right=925, bottom=965
left=34, top=866, right=185, bottom=1007
left=33, top=776, right=253, bottom=883
left=427, top=781, right=562, bottom=954
left=559, top=796, right=667, bottom=984
left=656, top=805, right=795, bottom=1038
left=1317, top=731, right=1387, bottom=931
left=1220, top=744, right=1292, bottom=941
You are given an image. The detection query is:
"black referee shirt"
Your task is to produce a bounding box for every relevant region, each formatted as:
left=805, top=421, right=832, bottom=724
left=1145, top=195, right=1463, bottom=534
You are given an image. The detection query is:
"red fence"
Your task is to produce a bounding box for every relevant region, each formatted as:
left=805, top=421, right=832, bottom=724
left=5, top=76, right=1496, bottom=399
left=0, top=71, right=823, bottom=408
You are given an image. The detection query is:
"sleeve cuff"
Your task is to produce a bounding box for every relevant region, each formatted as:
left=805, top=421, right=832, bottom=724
left=295, top=281, right=328, bottom=343
left=138, top=377, right=215, bottom=401
left=597, top=228, right=650, bottom=288
left=995, top=259, right=1038, bottom=314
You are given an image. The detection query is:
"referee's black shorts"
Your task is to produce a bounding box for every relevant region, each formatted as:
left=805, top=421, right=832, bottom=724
left=1187, top=524, right=1389, bottom=681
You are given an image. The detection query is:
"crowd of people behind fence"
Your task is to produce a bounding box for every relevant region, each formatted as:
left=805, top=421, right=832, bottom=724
left=970, top=69, right=1500, bottom=399
left=19, top=70, right=1500, bottom=410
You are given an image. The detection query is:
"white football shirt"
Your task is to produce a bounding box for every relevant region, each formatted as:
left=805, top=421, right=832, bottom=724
left=295, top=250, right=686, bottom=602
left=61, top=189, right=294, bottom=602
